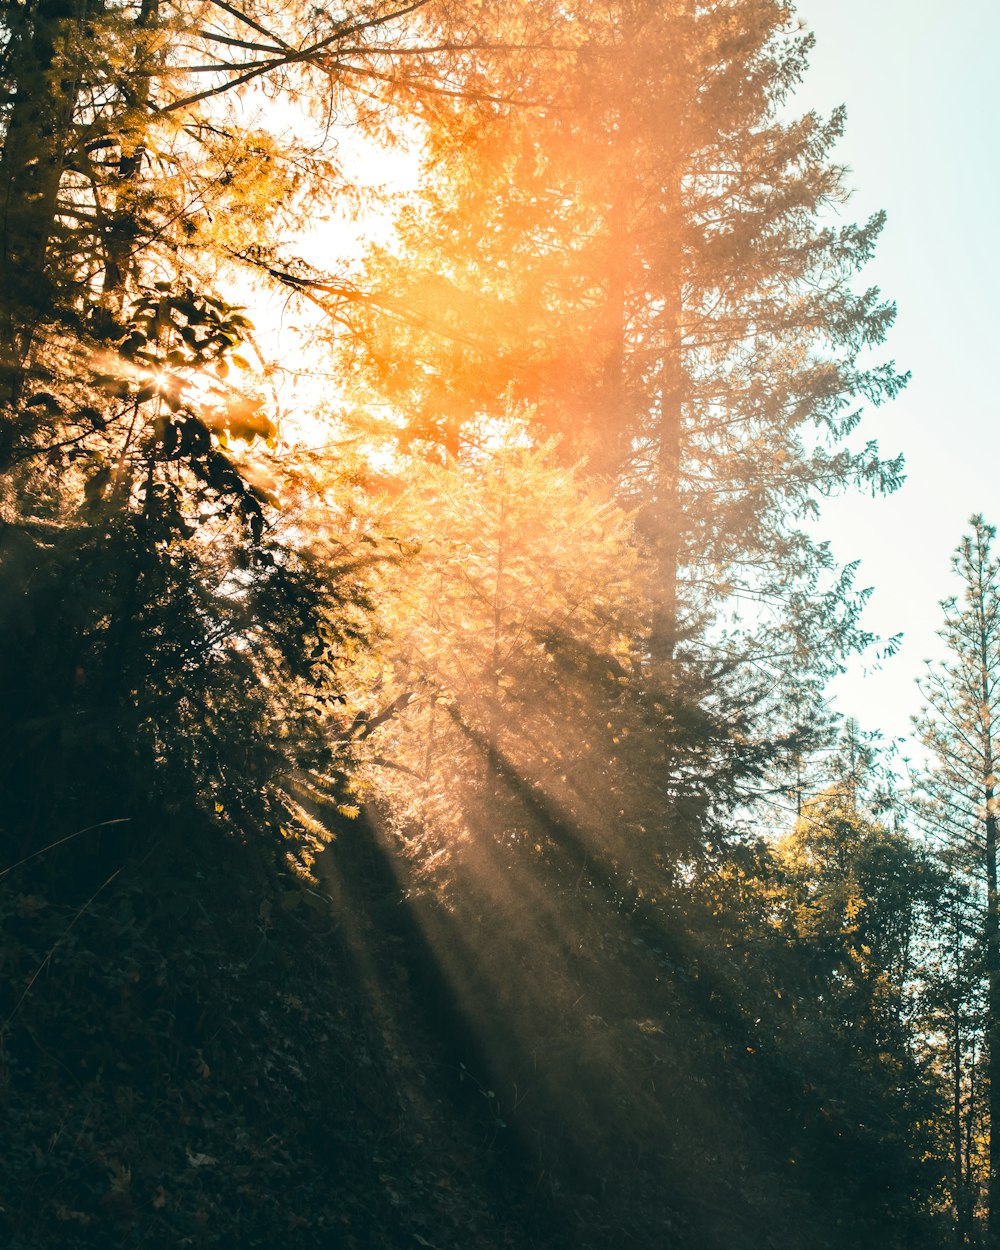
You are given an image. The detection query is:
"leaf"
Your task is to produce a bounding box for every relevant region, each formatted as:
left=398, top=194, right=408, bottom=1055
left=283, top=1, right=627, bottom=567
left=24, top=392, right=63, bottom=413
left=178, top=417, right=212, bottom=457
left=221, top=395, right=275, bottom=443
left=118, top=331, right=147, bottom=357
left=179, top=323, right=201, bottom=350
left=171, top=296, right=201, bottom=320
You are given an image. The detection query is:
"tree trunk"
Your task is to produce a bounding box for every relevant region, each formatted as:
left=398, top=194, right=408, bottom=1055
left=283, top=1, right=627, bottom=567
left=101, top=0, right=160, bottom=303
left=975, top=540, right=1000, bottom=1245
left=954, top=982, right=965, bottom=1242
left=0, top=0, right=82, bottom=395
left=486, top=487, right=508, bottom=796
left=650, top=180, right=684, bottom=664
left=592, top=190, right=629, bottom=479
left=968, top=1046, right=979, bottom=1243
left=986, top=785, right=1000, bottom=1244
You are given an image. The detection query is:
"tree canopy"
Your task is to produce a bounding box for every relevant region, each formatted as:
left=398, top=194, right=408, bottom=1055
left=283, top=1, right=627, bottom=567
left=0, top=3, right=971, bottom=1249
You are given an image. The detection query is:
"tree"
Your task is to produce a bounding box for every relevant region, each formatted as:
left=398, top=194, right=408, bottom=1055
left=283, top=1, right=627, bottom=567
left=358, top=436, right=662, bottom=872
left=0, top=6, right=362, bottom=874
left=353, top=425, right=809, bottom=894
left=776, top=788, right=933, bottom=1041
left=330, top=0, right=904, bottom=701
left=751, top=781, right=944, bottom=1240
left=0, top=0, right=487, bottom=427
left=0, top=292, right=375, bottom=879
left=914, top=515, right=1000, bottom=1243
left=919, top=868, right=987, bottom=1243
left=344, top=437, right=941, bottom=1249
left=0, top=0, right=485, bottom=870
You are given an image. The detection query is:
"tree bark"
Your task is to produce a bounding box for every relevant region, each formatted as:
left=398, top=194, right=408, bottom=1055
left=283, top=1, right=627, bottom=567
left=986, top=783, right=1000, bottom=1244
left=651, top=184, right=684, bottom=663
left=101, top=0, right=160, bottom=303
left=0, top=0, right=82, bottom=395
left=975, top=541, right=1000, bottom=1245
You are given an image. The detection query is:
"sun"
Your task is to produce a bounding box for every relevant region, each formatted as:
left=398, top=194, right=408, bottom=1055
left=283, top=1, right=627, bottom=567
left=217, top=118, right=424, bottom=453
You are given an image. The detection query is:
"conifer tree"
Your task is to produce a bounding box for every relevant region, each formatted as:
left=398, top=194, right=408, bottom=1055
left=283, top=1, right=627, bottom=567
left=358, top=438, right=659, bottom=869
left=332, top=0, right=904, bottom=713
left=914, top=515, right=1000, bottom=1244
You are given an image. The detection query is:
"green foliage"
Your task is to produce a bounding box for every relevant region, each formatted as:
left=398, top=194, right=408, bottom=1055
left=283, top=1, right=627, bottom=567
left=681, top=800, right=947, bottom=1243
left=0, top=509, right=354, bottom=871
left=910, top=515, right=1000, bottom=1236
left=776, top=791, right=940, bottom=1031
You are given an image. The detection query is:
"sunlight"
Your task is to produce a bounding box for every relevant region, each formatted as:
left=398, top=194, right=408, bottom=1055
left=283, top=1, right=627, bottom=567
left=3, top=0, right=976, bottom=1244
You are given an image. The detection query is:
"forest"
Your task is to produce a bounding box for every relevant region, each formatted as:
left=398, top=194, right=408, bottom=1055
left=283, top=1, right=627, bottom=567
left=0, top=1, right=995, bottom=1247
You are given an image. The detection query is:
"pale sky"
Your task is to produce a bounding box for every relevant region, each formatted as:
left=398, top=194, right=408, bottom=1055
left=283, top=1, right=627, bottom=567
left=796, top=0, right=1000, bottom=748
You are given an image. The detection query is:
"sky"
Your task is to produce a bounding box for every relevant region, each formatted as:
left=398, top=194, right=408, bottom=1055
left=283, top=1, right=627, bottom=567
left=793, top=0, right=1000, bottom=749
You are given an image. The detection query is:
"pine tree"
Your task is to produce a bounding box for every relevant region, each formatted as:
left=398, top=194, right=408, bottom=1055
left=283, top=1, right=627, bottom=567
left=920, top=868, right=987, bottom=1242
left=914, top=515, right=1000, bottom=1244
left=331, top=0, right=904, bottom=708
left=357, top=437, right=662, bottom=871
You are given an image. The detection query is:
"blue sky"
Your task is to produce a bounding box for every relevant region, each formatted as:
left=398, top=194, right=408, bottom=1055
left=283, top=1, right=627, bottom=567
left=794, top=0, right=1000, bottom=746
